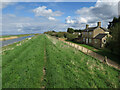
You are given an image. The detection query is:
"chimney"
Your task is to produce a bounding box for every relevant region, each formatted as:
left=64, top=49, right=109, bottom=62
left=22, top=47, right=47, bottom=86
left=86, top=24, right=89, bottom=29
left=97, top=22, right=101, bottom=27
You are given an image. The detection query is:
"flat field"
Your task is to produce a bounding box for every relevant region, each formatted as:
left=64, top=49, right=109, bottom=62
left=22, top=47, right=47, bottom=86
left=2, top=34, right=120, bottom=88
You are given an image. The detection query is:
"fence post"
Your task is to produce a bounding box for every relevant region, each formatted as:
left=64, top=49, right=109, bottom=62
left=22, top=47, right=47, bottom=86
left=104, top=56, right=108, bottom=65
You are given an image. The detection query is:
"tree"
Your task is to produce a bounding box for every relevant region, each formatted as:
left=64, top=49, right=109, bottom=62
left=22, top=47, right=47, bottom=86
left=67, top=28, right=74, bottom=33
left=108, top=17, right=120, bottom=34
left=106, top=16, right=120, bottom=55
left=56, top=32, right=64, bottom=38
left=74, top=29, right=82, bottom=33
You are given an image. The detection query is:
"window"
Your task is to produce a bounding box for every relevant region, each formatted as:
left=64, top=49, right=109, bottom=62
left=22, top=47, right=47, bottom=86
left=86, top=38, right=88, bottom=44
left=89, top=39, right=92, bottom=43
left=89, top=32, right=92, bottom=35
left=94, top=39, right=97, bottom=43
left=83, top=32, right=85, bottom=35
left=83, top=38, right=85, bottom=42
left=103, top=40, right=106, bottom=43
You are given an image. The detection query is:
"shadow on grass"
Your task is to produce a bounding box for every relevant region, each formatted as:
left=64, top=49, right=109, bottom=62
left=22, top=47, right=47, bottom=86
left=66, top=40, right=120, bottom=65
left=95, top=49, right=120, bottom=65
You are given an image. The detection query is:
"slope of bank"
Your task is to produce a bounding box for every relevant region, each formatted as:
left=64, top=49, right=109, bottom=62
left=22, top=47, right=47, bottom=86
left=2, top=34, right=120, bottom=88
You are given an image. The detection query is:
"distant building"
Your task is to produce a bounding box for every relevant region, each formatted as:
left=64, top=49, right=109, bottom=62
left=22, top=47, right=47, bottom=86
left=81, top=22, right=110, bottom=48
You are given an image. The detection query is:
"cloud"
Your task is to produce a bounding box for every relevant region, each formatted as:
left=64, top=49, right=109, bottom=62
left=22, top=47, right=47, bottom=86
left=65, top=16, right=76, bottom=24
left=33, top=6, right=63, bottom=21
left=0, top=2, right=16, bottom=10
left=66, top=0, right=119, bottom=29
left=2, top=14, right=68, bottom=35
left=48, top=17, right=56, bottom=20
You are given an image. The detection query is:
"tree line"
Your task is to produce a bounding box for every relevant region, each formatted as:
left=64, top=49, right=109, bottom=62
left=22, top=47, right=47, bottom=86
left=44, top=28, right=82, bottom=41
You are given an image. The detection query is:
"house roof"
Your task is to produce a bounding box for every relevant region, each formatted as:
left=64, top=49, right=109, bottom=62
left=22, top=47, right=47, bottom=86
left=94, top=33, right=107, bottom=39
left=82, top=26, right=108, bottom=32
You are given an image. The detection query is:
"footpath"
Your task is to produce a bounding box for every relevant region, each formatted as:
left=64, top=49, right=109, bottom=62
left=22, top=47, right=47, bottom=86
left=58, top=38, right=120, bottom=70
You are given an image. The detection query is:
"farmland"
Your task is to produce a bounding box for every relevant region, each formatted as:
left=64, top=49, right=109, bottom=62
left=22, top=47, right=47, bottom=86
left=2, top=34, right=120, bottom=88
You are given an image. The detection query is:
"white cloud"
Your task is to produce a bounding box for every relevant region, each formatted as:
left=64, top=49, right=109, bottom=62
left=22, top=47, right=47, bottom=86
left=48, top=17, right=56, bottom=21
left=2, top=14, right=68, bottom=35
left=65, top=0, right=120, bottom=29
left=33, top=6, right=63, bottom=21
left=65, top=16, right=76, bottom=24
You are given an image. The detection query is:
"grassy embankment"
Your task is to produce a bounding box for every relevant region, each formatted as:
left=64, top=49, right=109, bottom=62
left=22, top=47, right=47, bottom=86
left=2, top=34, right=120, bottom=88
left=66, top=40, right=120, bottom=64
left=2, top=35, right=45, bottom=88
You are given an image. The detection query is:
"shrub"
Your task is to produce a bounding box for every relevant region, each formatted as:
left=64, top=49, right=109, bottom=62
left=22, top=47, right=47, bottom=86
left=66, top=33, right=78, bottom=41
left=67, top=28, right=74, bottom=33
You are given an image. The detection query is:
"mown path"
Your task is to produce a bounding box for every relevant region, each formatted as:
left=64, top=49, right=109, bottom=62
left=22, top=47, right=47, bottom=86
left=2, top=34, right=120, bottom=88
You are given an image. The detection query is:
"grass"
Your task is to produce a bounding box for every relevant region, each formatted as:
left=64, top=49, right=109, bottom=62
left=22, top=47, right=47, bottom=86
left=2, top=35, right=45, bottom=88
left=66, top=40, right=120, bottom=64
left=2, top=34, right=120, bottom=88
left=45, top=35, right=120, bottom=88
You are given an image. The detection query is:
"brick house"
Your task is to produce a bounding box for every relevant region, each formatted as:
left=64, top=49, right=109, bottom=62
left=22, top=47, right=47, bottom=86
left=81, top=22, right=109, bottom=48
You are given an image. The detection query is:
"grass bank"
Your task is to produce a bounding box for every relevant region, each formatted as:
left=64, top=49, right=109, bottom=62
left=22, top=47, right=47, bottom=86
left=66, top=40, right=120, bottom=65
left=2, top=34, right=120, bottom=88
left=2, top=35, right=45, bottom=88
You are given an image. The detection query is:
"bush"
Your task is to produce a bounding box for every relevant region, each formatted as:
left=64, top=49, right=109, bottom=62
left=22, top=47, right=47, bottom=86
left=55, top=32, right=63, bottom=37
left=66, top=33, right=78, bottom=41
left=67, top=28, right=74, bottom=33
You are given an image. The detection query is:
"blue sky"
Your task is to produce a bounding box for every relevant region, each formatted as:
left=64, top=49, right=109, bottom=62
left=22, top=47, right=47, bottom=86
left=2, top=2, right=96, bottom=22
left=1, top=1, right=118, bottom=35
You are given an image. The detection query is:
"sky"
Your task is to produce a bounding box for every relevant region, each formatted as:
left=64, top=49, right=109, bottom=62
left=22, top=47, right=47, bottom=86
left=1, top=0, right=120, bottom=35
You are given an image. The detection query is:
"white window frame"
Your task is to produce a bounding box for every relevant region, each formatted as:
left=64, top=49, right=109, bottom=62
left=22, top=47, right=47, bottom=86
left=86, top=38, right=88, bottom=44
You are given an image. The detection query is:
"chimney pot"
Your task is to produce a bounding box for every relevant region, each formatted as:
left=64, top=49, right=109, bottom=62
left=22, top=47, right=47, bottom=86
left=97, top=22, right=101, bottom=27
left=86, top=24, right=89, bottom=29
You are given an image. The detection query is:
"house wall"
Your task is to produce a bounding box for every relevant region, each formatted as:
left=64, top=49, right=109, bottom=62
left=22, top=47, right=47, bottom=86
left=89, top=31, right=93, bottom=38
left=93, top=39, right=101, bottom=48
left=81, top=27, right=107, bottom=48
left=93, top=28, right=105, bottom=38
left=81, top=31, right=93, bottom=38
